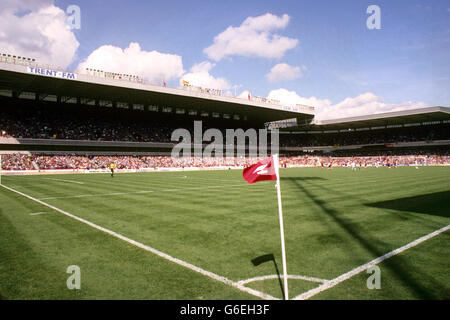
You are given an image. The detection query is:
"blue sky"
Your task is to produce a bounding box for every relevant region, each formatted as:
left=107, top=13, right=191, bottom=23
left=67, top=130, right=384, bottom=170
left=2, top=0, right=450, bottom=118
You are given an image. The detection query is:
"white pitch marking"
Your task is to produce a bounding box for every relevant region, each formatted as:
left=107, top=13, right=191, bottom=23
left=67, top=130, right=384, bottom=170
left=30, top=212, right=47, bottom=216
left=39, top=182, right=266, bottom=201
left=183, top=177, right=241, bottom=183
left=175, top=175, right=272, bottom=183
left=160, top=183, right=247, bottom=192
left=293, top=224, right=450, bottom=300
left=40, top=190, right=155, bottom=200
left=238, top=274, right=329, bottom=286
left=1, top=183, right=278, bottom=300
left=44, top=178, right=84, bottom=185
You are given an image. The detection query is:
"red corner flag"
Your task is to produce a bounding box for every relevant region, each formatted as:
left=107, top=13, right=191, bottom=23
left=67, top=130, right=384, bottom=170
left=242, top=154, right=289, bottom=300
left=243, top=156, right=277, bottom=184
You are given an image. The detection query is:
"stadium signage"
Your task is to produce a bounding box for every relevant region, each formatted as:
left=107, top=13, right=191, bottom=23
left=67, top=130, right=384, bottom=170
left=27, top=67, right=77, bottom=80
left=282, top=105, right=299, bottom=112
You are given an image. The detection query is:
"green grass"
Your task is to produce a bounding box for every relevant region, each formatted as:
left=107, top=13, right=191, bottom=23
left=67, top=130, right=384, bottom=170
left=0, top=166, right=449, bottom=300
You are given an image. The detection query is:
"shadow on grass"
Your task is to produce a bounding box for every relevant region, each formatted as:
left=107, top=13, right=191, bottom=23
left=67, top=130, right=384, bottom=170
left=304, top=177, right=445, bottom=228
left=284, top=177, right=445, bottom=299
left=251, top=254, right=285, bottom=299
left=365, top=191, right=450, bottom=218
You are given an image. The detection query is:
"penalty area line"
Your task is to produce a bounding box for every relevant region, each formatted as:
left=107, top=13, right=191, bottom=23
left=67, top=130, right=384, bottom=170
left=293, top=223, right=450, bottom=300
left=0, top=183, right=278, bottom=300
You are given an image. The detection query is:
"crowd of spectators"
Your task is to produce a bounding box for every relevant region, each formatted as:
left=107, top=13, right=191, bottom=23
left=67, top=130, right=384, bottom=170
left=279, top=153, right=449, bottom=167
left=280, top=123, right=450, bottom=147
left=0, top=104, right=174, bottom=142
left=1, top=101, right=448, bottom=148
left=0, top=102, right=256, bottom=144
left=28, top=155, right=262, bottom=170
left=0, top=154, right=35, bottom=170
left=2, top=151, right=449, bottom=171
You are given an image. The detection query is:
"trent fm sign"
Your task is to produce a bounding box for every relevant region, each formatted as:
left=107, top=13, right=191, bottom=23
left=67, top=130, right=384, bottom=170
left=27, top=67, right=77, bottom=80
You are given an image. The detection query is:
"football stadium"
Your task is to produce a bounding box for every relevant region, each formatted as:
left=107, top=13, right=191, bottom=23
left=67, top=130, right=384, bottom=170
left=0, top=2, right=449, bottom=306
left=1, top=53, right=449, bottom=302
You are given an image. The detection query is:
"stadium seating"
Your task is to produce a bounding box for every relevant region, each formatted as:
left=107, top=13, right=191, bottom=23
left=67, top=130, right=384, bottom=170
left=1, top=99, right=449, bottom=147
left=0, top=96, right=449, bottom=171
left=1, top=152, right=449, bottom=171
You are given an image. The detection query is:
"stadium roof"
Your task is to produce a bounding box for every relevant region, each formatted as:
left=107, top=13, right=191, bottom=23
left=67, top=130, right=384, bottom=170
left=0, top=62, right=314, bottom=125
left=294, top=107, right=450, bottom=131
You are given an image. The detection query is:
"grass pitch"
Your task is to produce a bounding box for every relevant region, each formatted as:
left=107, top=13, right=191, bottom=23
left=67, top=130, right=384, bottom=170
left=0, top=166, right=449, bottom=300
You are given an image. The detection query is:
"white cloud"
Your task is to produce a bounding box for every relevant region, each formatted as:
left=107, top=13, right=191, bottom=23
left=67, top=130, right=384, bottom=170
left=267, top=88, right=332, bottom=110
left=266, top=63, right=302, bottom=82
left=190, top=61, right=214, bottom=73
left=180, top=61, right=230, bottom=90
left=238, top=90, right=252, bottom=99
left=267, top=89, right=429, bottom=121
left=0, top=0, right=79, bottom=68
left=204, top=13, right=298, bottom=61
left=317, top=92, right=429, bottom=120
left=76, top=42, right=184, bottom=83
left=1, top=0, right=54, bottom=14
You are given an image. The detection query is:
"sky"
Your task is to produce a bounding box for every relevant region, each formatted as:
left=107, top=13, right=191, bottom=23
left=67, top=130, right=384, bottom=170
left=0, top=0, right=449, bottom=120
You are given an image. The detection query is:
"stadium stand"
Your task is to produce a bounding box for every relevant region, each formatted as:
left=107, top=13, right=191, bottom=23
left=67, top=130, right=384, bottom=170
left=0, top=97, right=255, bottom=143
left=279, top=123, right=450, bottom=147
left=1, top=98, right=449, bottom=147
left=2, top=151, right=449, bottom=171
left=1, top=154, right=35, bottom=170
left=0, top=57, right=449, bottom=173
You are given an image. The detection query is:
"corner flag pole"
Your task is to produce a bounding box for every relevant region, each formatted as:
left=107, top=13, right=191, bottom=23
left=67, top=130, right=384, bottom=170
left=273, top=154, right=288, bottom=300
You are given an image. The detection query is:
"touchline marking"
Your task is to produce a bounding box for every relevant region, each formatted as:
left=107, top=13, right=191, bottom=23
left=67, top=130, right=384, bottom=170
left=293, top=224, right=450, bottom=300
left=44, top=178, right=85, bottom=185
left=1, top=183, right=278, bottom=300
left=238, top=274, right=329, bottom=286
